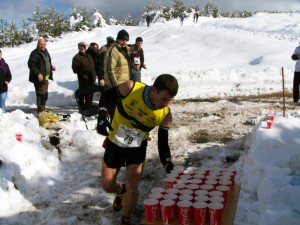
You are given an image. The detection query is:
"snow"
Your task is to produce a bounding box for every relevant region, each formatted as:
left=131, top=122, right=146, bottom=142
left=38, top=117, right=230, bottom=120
left=1, top=12, right=300, bottom=225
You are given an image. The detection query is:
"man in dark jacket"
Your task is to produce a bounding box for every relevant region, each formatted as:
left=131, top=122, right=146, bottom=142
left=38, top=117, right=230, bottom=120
left=72, top=42, right=97, bottom=111
left=28, top=38, right=56, bottom=114
left=130, top=37, right=146, bottom=70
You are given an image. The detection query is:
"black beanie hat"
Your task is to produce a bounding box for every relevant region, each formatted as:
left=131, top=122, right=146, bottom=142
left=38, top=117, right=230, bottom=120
left=117, top=29, right=129, bottom=41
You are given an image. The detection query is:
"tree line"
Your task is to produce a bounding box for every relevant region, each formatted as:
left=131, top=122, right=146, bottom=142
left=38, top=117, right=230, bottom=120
left=0, top=0, right=295, bottom=48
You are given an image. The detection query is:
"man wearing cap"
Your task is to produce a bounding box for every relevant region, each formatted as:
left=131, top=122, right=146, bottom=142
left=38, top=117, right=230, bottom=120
left=28, top=38, right=56, bottom=114
left=99, top=36, right=115, bottom=88
left=72, top=42, right=97, bottom=111
left=104, top=30, right=131, bottom=89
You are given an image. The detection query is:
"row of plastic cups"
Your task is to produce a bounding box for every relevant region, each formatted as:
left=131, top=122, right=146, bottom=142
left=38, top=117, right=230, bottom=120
left=150, top=188, right=229, bottom=207
left=165, top=177, right=233, bottom=190
left=144, top=198, right=224, bottom=225
left=167, top=170, right=236, bottom=184
left=171, top=166, right=236, bottom=177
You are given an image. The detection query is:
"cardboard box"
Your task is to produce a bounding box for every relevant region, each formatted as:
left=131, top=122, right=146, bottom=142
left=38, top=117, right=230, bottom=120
left=141, top=183, right=240, bottom=225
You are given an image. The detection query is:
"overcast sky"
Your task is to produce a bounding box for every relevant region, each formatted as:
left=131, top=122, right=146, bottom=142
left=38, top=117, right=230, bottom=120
left=1, top=0, right=300, bottom=21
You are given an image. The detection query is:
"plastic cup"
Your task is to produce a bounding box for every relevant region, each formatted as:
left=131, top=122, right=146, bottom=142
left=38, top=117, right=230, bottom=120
left=190, top=178, right=202, bottom=185
left=204, top=179, right=218, bottom=188
left=143, top=199, right=160, bottom=223
left=151, top=187, right=165, bottom=194
left=179, top=189, right=193, bottom=196
left=177, top=179, right=190, bottom=185
left=193, top=174, right=205, bottom=179
left=208, top=202, right=224, bottom=225
left=267, top=120, right=273, bottom=129
left=178, top=194, right=193, bottom=202
left=218, top=180, right=232, bottom=189
left=177, top=200, right=193, bottom=225
left=173, top=165, right=185, bottom=173
left=163, top=193, right=178, bottom=202
left=209, top=196, right=224, bottom=204
left=173, top=183, right=186, bottom=190
left=194, top=195, right=210, bottom=203
left=179, top=174, right=192, bottom=180
left=165, top=188, right=180, bottom=195
left=200, top=184, right=214, bottom=191
left=164, top=177, right=177, bottom=189
left=160, top=199, right=176, bottom=225
left=149, top=192, right=164, bottom=201
left=268, top=115, right=275, bottom=121
left=208, top=191, right=223, bottom=198
left=194, top=189, right=209, bottom=196
left=193, top=201, right=208, bottom=225
left=216, top=185, right=230, bottom=206
left=15, top=133, right=23, bottom=142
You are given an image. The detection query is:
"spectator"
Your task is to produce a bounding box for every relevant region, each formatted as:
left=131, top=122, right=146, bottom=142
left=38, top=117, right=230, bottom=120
left=179, top=15, right=184, bottom=25
left=72, top=42, right=97, bottom=111
left=130, top=37, right=146, bottom=70
left=146, top=14, right=151, bottom=27
left=0, top=50, right=12, bottom=113
left=291, top=43, right=300, bottom=103
left=97, top=74, right=179, bottom=225
left=28, top=38, right=56, bottom=114
left=104, top=29, right=131, bottom=88
left=86, top=42, right=105, bottom=88
left=131, top=57, right=141, bottom=82
left=99, top=36, right=115, bottom=89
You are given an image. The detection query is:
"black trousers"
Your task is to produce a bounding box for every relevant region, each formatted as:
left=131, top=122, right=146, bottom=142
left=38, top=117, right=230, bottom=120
left=34, top=80, right=49, bottom=113
left=293, top=72, right=300, bottom=101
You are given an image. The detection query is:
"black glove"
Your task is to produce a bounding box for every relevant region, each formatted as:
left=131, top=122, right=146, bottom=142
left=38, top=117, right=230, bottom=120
left=97, top=107, right=113, bottom=136
left=292, top=54, right=298, bottom=60
left=164, top=161, right=174, bottom=174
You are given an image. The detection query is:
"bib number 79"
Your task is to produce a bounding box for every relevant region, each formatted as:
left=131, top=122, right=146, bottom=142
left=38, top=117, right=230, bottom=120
left=113, top=124, right=145, bottom=148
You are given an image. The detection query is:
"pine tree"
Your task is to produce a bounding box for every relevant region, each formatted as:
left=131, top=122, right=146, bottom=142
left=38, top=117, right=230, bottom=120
left=170, top=0, right=186, bottom=18
left=69, top=7, right=91, bottom=31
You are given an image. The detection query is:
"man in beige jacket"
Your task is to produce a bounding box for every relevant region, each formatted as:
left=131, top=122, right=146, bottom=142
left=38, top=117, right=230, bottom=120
left=104, top=29, right=131, bottom=88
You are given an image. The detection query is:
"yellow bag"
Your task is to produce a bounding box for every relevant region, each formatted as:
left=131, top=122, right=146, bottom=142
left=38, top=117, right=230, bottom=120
left=38, top=111, right=60, bottom=128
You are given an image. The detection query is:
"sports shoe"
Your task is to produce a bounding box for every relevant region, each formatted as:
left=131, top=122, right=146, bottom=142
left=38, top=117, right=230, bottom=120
left=120, top=216, right=131, bottom=225
left=113, top=184, right=126, bottom=211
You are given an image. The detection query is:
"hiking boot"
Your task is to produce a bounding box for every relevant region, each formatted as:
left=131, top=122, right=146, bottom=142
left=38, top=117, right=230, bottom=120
left=113, top=184, right=126, bottom=211
left=120, top=216, right=131, bottom=225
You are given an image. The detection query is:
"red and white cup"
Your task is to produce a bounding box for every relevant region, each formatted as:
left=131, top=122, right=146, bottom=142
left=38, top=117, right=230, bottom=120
left=186, top=183, right=200, bottom=193
left=216, top=185, right=230, bottom=206
left=194, top=189, right=209, bottom=197
left=143, top=199, right=160, bottom=223
left=173, top=165, right=185, bottom=173
left=194, top=195, right=210, bottom=203
left=173, top=183, right=186, bottom=190
left=160, top=199, right=176, bottom=225
left=15, top=133, right=23, bottom=142
left=193, top=201, right=208, bottom=225
left=200, top=184, right=214, bottom=191
left=178, top=194, right=193, bottom=202
left=164, top=177, right=177, bottom=189
left=176, top=179, right=190, bottom=185
left=218, top=180, right=232, bottom=189
left=179, top=174, right=192, bottom=180
left=193, top=174, right=205, bottom=179
left=179, top=189, right=193, bottom=196
left=165, top=188, right=180, bottom=195
left=208, top=202, right=224, bottom=225
left=151, top=187, right=165, bottom=194
left=204, top=179, right=218, bottom=188
left=163, top=193, right=178, bottom=202
left=190, top=178, right=203, bottom=185
left=209, top=196, right=225, bottom=204
left=267, top=120, right=273, bottom=129
left=268, top=115, right=275, bottom=121
left=149, top=192, right=164, bottom=202
left=208, top=191, right=223, bottom=198
left=177, top=200, right=193, bottom=225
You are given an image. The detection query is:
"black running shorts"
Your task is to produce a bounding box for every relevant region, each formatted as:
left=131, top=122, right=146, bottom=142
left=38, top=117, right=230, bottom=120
left=103, top=139, right=148, bottom=168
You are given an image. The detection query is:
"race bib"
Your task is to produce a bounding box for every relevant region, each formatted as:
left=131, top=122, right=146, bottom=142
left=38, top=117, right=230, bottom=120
left=113, top=124, right=145, bottom=148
